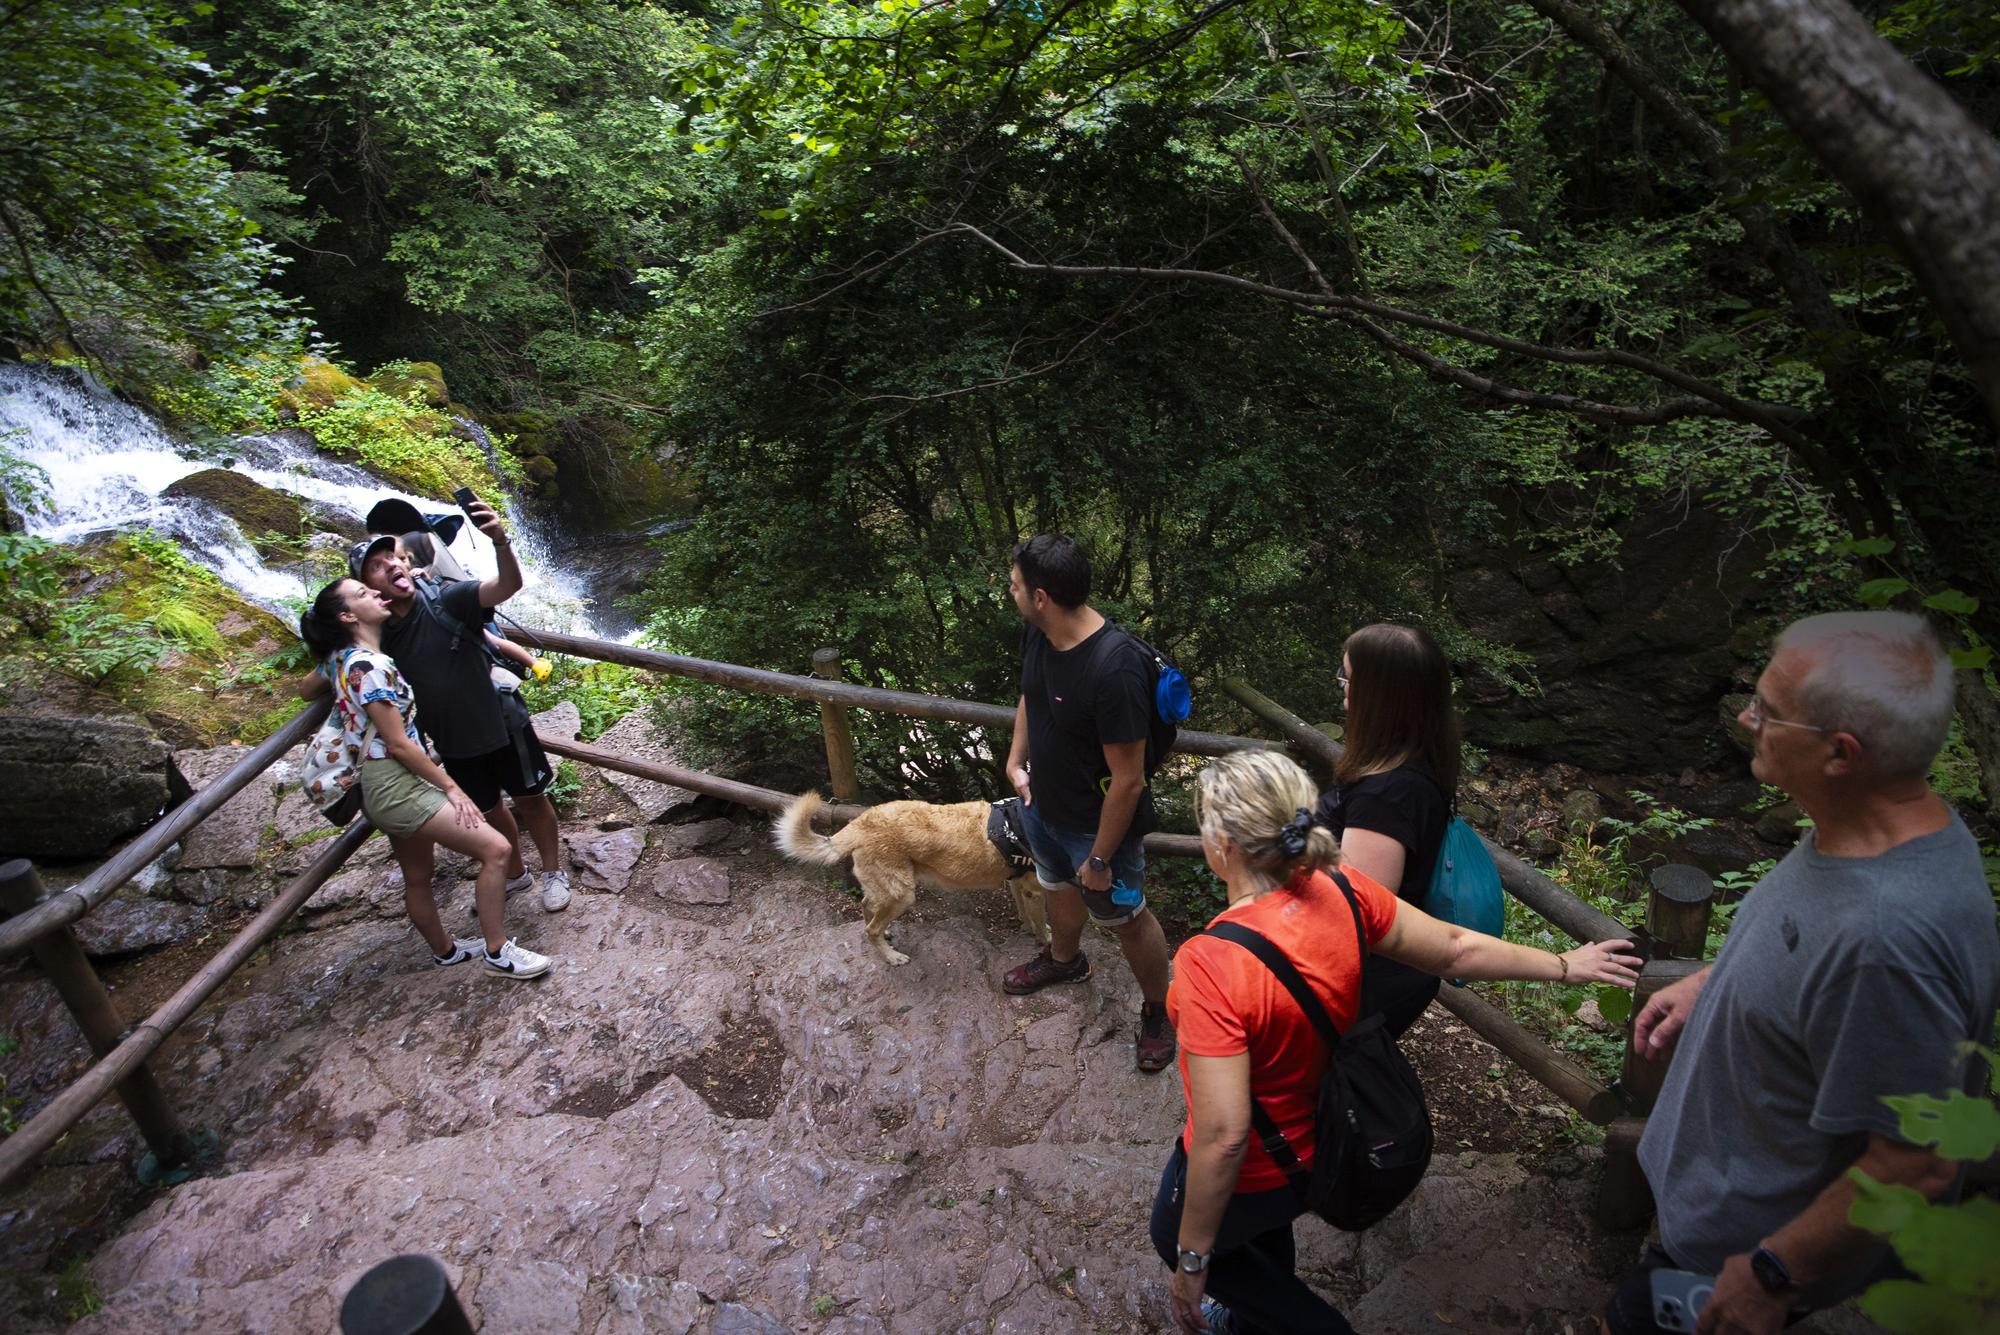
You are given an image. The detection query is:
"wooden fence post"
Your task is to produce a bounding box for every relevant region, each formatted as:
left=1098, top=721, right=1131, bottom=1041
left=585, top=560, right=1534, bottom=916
left=811, top=648, right=861, bottom=801
left=0, top=859, right=193, bottom=1173
left=1597, top=958, right=1707, bottom=1227
left=1646, top=864, right=1715, bottom=960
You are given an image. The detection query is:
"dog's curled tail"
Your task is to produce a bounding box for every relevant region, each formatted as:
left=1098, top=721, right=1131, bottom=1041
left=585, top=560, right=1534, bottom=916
left=773, top=791, right=845, bottom=866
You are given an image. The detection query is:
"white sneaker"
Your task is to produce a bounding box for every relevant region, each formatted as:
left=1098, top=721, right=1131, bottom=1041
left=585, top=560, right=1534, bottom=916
left=539, top=870, right=573, bottom=913
left=481, top=939, right=552, bottom=980
left=432, top=937, right=483, bottom=967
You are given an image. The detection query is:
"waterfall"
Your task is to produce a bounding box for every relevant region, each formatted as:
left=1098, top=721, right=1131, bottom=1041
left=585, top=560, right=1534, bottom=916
left=0, top=363, right=610, bottom=637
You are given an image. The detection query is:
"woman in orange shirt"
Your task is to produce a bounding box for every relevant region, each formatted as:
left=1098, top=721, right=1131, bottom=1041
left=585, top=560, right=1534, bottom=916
left=1153, top=751, right=1641, bottom=1333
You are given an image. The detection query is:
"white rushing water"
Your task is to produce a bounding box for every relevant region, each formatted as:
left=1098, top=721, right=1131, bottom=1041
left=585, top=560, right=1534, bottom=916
left=0, top=363, right=605, bottom=635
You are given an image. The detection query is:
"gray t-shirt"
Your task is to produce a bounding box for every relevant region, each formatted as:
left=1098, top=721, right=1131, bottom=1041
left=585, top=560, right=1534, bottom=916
left=380, top=579, right=505, bottom=759
left=1638, top=812, right=1999, bottom=1304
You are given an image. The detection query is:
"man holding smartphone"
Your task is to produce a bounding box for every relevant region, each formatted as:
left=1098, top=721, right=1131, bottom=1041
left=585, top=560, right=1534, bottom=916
left=1605, top=613, right=1997, bottom=1334
left=304, top=492, right=571, bottom=916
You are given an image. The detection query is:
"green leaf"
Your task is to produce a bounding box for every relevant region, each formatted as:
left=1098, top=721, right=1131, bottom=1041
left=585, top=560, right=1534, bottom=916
left=1921, top=590, right=1979, bottom=615
left=1884, top=1090, right=2000, bottom=1159
left=1859, top=1280, right=1997, bottom=1335
left=1848, top=1169, right=1927, bottom=1237
left=1858, top=578, right=1912, bottom=608
left=1887, top=1197, right=2000, bottom=1293
left=1595, top=985, right=1632, bottom=1027
left=1949, top=646, right=1992, bottom=671
left=1836, top=536, right=1897, bottom=558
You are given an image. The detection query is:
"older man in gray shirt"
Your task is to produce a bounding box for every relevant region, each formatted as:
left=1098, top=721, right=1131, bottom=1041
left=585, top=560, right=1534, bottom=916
left=1607, top=611, right=1998, bottom=1335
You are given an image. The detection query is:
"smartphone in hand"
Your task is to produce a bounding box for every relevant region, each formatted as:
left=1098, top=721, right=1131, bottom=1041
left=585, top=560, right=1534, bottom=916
left=1648, top=1268, right=1714, bottom=1333
left=452, top=485, right=478, bottom=514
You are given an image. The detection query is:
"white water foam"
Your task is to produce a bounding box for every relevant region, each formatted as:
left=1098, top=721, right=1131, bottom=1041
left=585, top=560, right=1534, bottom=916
left=0, top=363, right=606, bottom=636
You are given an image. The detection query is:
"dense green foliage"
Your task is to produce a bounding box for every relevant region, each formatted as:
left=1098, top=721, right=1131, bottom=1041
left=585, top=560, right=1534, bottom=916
left=3, top=1, right=1997, bottom=797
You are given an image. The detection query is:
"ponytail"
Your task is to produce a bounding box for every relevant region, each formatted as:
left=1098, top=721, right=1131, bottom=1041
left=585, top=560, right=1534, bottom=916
left=298, top=580, right=357, bottom=663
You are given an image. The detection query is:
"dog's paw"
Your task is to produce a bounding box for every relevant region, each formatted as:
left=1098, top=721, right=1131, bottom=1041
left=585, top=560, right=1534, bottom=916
left=882, top=947, right=911, bottom=966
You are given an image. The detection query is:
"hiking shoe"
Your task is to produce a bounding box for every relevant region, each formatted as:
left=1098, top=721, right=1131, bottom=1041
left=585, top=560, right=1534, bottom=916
left=1002, top=946, right=1091, bottom=995
left=1136, top=1000, right=1176, bottom=1072
left=539, top=869, right=573, bottom=913
left=432, top=937, right=484, bottom=967
left=481, top=939, right=552, bottom=980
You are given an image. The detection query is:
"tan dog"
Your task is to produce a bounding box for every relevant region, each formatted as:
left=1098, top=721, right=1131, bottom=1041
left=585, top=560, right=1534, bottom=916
left=773, top=791, right=1051, bottom=965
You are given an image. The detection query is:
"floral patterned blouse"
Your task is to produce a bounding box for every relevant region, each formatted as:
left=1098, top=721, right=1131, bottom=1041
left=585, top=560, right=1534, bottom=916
left=329, top=646, right=421, bottom=762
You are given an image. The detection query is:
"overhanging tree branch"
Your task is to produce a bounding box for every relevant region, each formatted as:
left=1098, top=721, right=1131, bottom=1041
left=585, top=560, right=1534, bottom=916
left=1674, top=0, right=2000, bottom=434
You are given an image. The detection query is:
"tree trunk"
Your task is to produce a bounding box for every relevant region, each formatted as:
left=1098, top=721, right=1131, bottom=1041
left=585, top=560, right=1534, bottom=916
left=1674, top=0, right=2000, bottom=434
left=1953, top=670, right=2000, bottom=826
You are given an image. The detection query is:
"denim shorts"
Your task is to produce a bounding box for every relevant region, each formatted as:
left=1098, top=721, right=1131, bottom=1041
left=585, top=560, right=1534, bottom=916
left=1019, top=799, right=1146, bottom=925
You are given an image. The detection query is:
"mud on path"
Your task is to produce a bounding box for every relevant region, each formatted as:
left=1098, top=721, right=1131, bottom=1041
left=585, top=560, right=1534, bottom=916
left=0, top=819, right=1881, bottom=1334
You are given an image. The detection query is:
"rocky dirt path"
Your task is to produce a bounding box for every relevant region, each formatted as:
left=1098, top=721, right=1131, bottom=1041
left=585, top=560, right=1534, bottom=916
left=1, top=795, right=1885, bottom=1333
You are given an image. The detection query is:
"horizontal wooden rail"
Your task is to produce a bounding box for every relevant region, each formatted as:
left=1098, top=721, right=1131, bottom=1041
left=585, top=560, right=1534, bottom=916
left=0, top=700, right=332, bottom=960
left=1433, top=984, right=1621, bottom=1124
left=0, top=818, right=373, bottom=1189
left=509, top=627, right=1281, bottom=760
left=540, top=737, right=1208, bottom=859
left=1219, top=678, right=1633, bottom=949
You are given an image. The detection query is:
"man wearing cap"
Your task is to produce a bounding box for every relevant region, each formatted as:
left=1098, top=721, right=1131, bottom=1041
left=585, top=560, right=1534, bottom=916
left=307, top=497, right=571, bottom=914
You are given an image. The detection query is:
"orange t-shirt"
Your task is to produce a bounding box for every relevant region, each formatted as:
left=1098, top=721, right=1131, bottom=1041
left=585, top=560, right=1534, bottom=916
left=1168, top=866, right=1401, bottom=1192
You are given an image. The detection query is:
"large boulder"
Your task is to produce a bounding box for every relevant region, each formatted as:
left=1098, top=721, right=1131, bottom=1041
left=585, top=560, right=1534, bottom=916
left=0, top=714, right=171, bottom=858
left=161, top=470, right=307, bottom=554
left=1449, top=493, right=1768, bottom=772
left=592, top=707, right=699, bottom=822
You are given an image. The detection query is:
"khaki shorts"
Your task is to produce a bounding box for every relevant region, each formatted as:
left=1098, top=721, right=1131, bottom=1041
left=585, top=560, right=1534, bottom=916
left=360, top=757, right=447, bottom=837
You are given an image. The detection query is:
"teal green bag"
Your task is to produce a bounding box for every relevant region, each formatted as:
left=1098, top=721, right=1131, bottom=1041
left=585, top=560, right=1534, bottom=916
left=1428, top=816, right=1503, bottom=939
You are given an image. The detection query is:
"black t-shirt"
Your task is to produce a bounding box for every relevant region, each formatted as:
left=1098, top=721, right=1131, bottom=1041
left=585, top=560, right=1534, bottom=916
left=1316, top=761, right=1451, bottom=1010
left=1019, top=621, right=1156, bottom=835
left=1313, top=762, right=1450, bottom=908
left=381, top=579, right=505, bottom=759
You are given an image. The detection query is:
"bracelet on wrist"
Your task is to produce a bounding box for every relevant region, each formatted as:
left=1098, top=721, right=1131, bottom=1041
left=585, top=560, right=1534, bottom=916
left=1555, top=952, right=1569, bottom=981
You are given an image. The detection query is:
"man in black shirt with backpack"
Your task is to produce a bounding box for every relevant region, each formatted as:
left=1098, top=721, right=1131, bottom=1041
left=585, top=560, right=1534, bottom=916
left=1002, top=534, right=1176, bottom=1072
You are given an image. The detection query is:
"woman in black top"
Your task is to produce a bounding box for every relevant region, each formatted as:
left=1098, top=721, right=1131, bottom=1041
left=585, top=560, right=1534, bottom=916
left=1313, top=623, right=1456, bottom=1038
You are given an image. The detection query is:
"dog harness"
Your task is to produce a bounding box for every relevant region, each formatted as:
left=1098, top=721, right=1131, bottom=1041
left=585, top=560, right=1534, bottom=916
left=986, top=798, right=1036, bottom=878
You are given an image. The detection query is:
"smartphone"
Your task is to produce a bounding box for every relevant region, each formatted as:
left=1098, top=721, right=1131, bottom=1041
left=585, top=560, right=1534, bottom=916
left=1649, top=1267, right=1714, bottom=1333
left=452, top=485, right=479, bottom=514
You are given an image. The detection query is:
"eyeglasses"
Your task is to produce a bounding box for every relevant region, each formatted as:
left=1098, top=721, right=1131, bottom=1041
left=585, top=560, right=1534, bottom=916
left=1335, top=672, right=1349, bottom=689
left=1744, top=697, right=1832, bottom=735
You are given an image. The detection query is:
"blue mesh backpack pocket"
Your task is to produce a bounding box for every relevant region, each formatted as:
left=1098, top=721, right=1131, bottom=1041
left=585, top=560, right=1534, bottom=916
left=1427, top=816, right=1503, bottom=938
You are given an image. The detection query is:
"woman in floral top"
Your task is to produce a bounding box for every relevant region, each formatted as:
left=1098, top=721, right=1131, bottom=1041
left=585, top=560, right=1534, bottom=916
left=299, top=579, right=552, bottom=979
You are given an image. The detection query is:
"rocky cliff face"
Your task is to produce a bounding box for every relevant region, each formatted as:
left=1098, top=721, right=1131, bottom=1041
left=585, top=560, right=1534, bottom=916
left=1449, top=494, right=1768, bottom=773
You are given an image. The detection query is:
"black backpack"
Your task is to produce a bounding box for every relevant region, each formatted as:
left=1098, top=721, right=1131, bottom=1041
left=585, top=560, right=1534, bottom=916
left=1088, top=622, right=1188, bottom=774
left=1203, top=871, right=1434, bottom=1231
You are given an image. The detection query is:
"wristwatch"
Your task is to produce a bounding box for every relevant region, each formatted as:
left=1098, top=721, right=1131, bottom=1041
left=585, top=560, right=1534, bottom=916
left=1085, top=855, right=1110, bottom=874
left=1749, top=1245, right=1795, bottom=1295
left=1176, top=1248, right=1210, bottom=1274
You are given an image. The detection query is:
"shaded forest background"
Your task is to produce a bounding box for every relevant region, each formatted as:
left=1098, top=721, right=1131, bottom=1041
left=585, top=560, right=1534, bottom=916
left=3, top=0, right=1998, bottom=801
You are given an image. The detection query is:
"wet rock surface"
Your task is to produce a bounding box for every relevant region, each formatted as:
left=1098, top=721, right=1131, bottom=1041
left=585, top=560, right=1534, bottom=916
left=594, top=708, right=700, bottom=822
left=0, top=815, right=1885, bottom=1335
left=169, top=745, right=274, bottom=869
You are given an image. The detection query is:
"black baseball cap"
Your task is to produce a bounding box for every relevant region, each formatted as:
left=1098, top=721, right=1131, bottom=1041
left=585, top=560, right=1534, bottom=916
left=365, top=497, right=466, bottom=546
left=348, top=534, right=398, bottom=578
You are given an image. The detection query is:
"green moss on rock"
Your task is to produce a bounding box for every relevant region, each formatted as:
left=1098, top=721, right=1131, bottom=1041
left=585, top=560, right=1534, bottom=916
left=371, top=360, right=451, bottom=409
left=161, top=469, right=308, bottom=558
left=279, top=356, right=364, bottom=413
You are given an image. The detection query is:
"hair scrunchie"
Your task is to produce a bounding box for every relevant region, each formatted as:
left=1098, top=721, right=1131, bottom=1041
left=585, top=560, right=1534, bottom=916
left=1276, top=806, right=1316, bottom=859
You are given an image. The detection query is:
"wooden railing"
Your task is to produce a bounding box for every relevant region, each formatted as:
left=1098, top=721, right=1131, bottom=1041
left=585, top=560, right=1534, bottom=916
left=511, top=626, right=1688, bottom=1147
left=0, top=625, right=1705, bottom=1225
left=0, top=700, right=372, bottom=1189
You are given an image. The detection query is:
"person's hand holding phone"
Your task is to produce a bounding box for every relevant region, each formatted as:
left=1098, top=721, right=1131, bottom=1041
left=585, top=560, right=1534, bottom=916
left=453, top=487, right=508, bottom=548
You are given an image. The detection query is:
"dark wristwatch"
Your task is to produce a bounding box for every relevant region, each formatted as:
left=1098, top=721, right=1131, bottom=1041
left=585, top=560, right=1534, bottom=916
left=1749, top=1245, right=1794, bottom=1295
left=1085, top=855, right=1110, bottom=874
left=1177, top=1248, right=1210, bottom=1274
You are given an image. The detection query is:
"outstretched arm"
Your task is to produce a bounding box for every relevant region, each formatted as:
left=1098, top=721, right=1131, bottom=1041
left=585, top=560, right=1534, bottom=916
left=465, top=499, right=523, bottom=608
left=1375, top=899, right=1642, bottom=987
